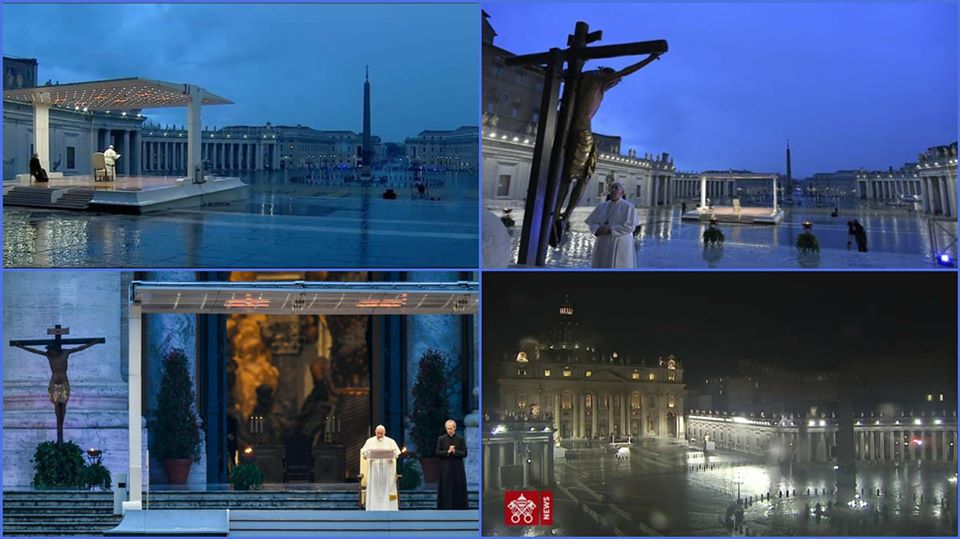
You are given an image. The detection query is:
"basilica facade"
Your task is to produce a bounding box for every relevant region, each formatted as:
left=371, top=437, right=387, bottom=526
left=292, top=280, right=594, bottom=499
left=492, top=299, right=685, bottom=443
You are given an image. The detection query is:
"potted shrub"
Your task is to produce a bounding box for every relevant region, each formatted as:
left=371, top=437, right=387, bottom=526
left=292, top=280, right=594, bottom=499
left=81, top=450, right=112, bottom=491
left=410, top=349, right=450, bottom=483
left=398, top=458, right=423, bottom=490
left=154, top=348, right=200, bottom=484
left=796, top=221, right=820, bottom=253
left=501, top=208, right=515, bottom=229
left=702, top=220, right=725, bottom=246
left=31, top=441, right=85, bottom=488
left=230, top=462, right=264, bottom=491
left=796, top=221, right=820, bottom=268
left=702, top=220, right=724, bottom=267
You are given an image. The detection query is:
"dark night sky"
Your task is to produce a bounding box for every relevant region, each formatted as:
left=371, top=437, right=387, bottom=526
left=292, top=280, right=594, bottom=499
left=484, top=2, right=958, bottom=177
left=483, top=271, right=957, bottom=386
left=3, top=4, right=478, bottom=143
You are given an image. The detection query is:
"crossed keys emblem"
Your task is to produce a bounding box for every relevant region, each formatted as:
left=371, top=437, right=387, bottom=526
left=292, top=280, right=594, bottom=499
left=507, top=493, right=537, bottom=524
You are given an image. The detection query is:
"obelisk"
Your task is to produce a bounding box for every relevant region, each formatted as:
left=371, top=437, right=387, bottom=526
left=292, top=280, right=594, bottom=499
left=362, top=66, right=373, bottom=169
left=785, top=141, right=793, bottom=196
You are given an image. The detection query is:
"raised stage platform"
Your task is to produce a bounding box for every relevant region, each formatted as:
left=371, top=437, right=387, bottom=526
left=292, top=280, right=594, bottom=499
left=2, top=488, right=480, bottom=536
left=3, top=174, right=247, bottom=213
left=681, top=206, right=784, bottom=224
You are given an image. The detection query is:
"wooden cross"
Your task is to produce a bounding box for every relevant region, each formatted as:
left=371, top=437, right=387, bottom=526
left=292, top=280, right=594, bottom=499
left=10, top=324, right=104, bottom=348
left=507, top=21, right=668, bottom=265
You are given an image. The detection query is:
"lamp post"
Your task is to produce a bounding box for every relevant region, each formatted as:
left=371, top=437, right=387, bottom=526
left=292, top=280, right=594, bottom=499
left=733, top=471, right=744, bottom=502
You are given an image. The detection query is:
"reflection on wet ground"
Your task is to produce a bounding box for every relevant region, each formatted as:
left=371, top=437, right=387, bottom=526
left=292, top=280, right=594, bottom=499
left=483, top=439, right=959, bottom=536
left=501, top=205, right=958, bottom=268
left=4, top=170, right=478, bottom=268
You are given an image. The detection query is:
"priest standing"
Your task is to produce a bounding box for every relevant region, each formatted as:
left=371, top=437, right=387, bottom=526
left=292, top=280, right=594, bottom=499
left=360, top=425, right=402, bottom=511
left=584, top=181, right=638, bottom=268
left=435, top=419, right=468, bottom=509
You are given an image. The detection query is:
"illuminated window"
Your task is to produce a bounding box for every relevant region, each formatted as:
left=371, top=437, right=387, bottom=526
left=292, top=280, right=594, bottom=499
left=631, top=393, right=640, bottom=410
left=561, top=391, right=572, bottom=409
left=668, top=395, right=676, bottom=408
left=668, top=371, right=676, bottom=381
left=585, top=370, right=593, bottom=377
left=927, top=394, right=933, bottom=402
left=632, top=370, right=640, bottom=380
left=648, top=373, right=655, bottom=381
left=940, top=394, right=945, bottom=402
left=544, top=369, right=551, bottom=377
left=563, top=367, right=572, bottom=378
left=517, top=366, right=527, bottom=376
left=585, top=394, right=593, bottom=408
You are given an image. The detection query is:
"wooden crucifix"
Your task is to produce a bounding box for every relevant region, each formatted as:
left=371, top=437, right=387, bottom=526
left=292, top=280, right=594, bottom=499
left=9, top=324, right=105, bottom=445
left=507, top=21, right=668, bottom=265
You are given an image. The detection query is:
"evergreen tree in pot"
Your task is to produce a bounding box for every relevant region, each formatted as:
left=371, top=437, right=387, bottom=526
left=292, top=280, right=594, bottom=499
left=410, top=349, right=449, bottom=483
left=154, top=348, right=200, bottom=484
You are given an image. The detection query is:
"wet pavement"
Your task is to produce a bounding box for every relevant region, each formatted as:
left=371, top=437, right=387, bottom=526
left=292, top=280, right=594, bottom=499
left=483, top=439, right=959, bottom=536
left=3, top=170, right=479, bottom=268
left=499, top=205, right=958, bottom=269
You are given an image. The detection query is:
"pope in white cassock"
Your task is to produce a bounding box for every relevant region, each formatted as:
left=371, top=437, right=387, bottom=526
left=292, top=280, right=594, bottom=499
left=360, top=425, right=402, bottom=511
left=584, top=181, right=638, bottom=268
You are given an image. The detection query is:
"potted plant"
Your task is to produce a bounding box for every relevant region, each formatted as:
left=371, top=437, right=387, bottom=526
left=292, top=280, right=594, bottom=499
left=410, top=349, right=449, bottom=483
left=796, top=221, right=820, bottom=252
left=154, top=348, right=200, bottom=484
left=702, top=219, right=725, bottom=246
left=796, top=221, right=820, bottom=268
left=230, top=462, right=264, bottom=491
left=31, top=441, right=85, bottom=488
left=702, top=219, right=724, bottom=267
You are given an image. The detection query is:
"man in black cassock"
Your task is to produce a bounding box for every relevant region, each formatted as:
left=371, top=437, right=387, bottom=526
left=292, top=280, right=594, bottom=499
left=435, top=419, right=468, bottom=509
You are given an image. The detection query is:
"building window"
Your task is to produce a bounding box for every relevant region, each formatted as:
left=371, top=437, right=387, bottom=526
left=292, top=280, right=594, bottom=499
left=668, top=371, right=676, bottom=381
left=496, top=174, right=511, bottom=197
left=940, top=394, right=945, bottom=402
left=517, top=366, right=526, bottom=376
left=927, top=394, right=933, bottom=402
left=585, top=394, right=592, bottom=408
left=66, top=146, right=76, bottom=170
left=585, top=370, right=592, bottom=378
left=631, top=370, right=640, bottom=380
left=563, top=367, right=572, bottom=377
left=648, top=373, right=655, bottom=381
left=636, top=185, right=642, bottom=198
left=516, top=394, right=526, bottom=409
left=561, top=391, right=572, bottom=409
left=543, top=369, right=551, bottom=377
left=597, top=182, right=605, bottom=197
left=668, top=396, right=676, bottom=408
left=631, top=393, right=640, bottom=409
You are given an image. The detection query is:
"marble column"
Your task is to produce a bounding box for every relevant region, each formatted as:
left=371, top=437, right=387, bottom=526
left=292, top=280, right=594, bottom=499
left=579, top=394, right=586, bottom=438
left=606, top=397, right=614, bottom=437
left=591, top=395, right=597, bottom=437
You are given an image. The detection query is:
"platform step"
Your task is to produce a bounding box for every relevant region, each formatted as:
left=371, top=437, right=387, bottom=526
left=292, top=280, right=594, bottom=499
left=3, top=186, right=95, bottom=210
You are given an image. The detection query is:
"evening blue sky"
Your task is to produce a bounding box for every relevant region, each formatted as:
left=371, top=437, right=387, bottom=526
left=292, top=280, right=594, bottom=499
left=3, top=4, right=478, bottom=143
left=485, top=2, right=958, bottom=177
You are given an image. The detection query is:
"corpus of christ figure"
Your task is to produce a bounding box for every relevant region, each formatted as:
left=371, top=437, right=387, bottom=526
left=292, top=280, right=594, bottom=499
left=550, top=52, right=662, bottom=247
left=9, top=325, right=105, bottom=445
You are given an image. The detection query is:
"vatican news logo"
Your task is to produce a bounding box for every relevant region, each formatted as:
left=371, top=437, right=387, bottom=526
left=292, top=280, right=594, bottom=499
left=504, top=490, right=553, bottom=526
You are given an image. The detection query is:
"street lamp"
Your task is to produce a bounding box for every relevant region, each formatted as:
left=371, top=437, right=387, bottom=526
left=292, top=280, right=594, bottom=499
left=733, top=472, right=744, bottom=502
